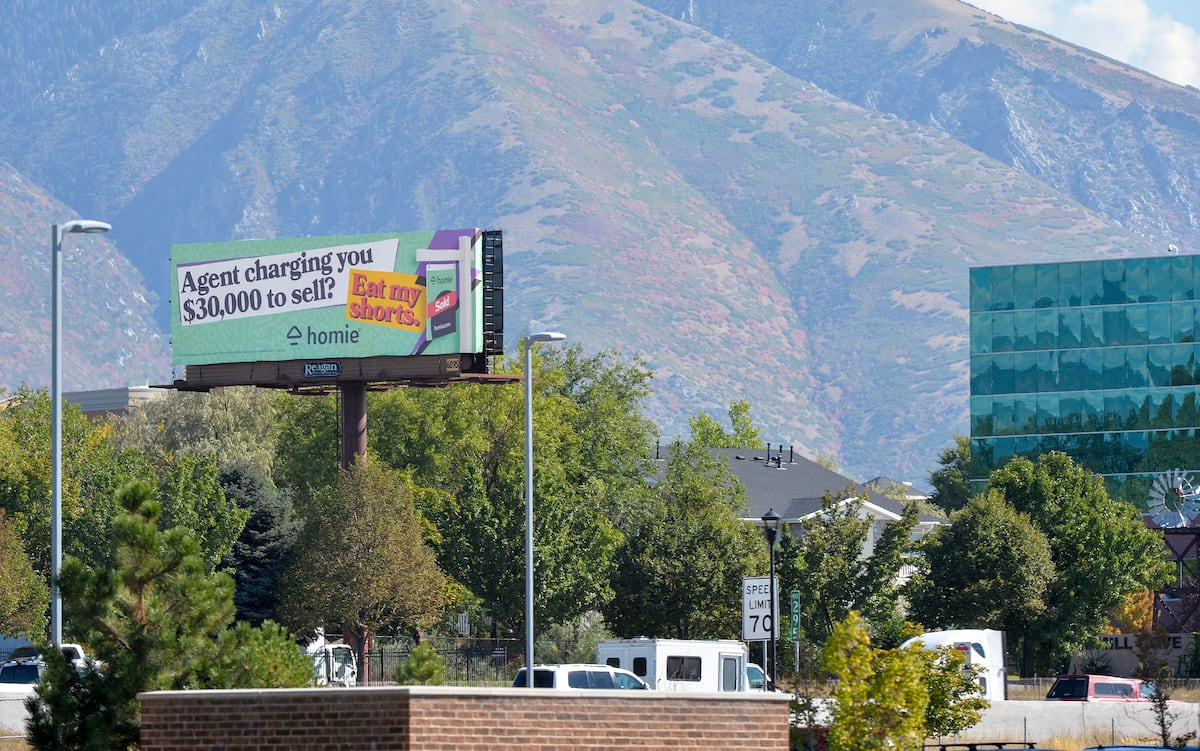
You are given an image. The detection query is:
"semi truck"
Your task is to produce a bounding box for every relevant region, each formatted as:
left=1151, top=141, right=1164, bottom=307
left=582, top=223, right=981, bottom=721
left=901, top=628, right=1007, bottom=701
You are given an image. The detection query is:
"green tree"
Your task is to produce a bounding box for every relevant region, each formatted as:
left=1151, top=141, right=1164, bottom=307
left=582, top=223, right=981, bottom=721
left=781, top=488, right=918, bottom=647
left=395, top=641, right=445, bottom=685
left=917, top=645, right=990, bottom=737
left=907, top=489, right=1055, bottom=640
left=219, top=462, right=300, bottom=625
left=271, top=391, right=340, bottom=496
left=111, top=387, right=282, bottom=476
left=0, top=387, right=154, bottom=579
left=928, top=434, right=971, bottom=512
left=368, top=345, right=633, bottom=635
left=822, top=611, right=928, bottom=751
left=606, top=441, right=764, bottom=638
left=988, top=452, right=1170, bottom=674
left=689, top=399, right=763, bottom=448
left=26, top=481, right=311, bottom=751
left=0, top=508, right=47, bottom=638
left=156, top=453, right=249, bottom=573
left=278, top=461, right=446, bottom=681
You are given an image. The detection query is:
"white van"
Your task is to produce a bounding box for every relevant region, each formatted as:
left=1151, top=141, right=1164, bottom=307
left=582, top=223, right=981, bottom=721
left=597, top=638, right=751, bottom=692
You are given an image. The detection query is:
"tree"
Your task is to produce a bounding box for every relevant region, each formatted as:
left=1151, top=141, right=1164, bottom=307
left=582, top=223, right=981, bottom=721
left=367, top=345, right=635, bottom=635
left=111, top=387, right=283, bottom=476
left=0, top=387, right=155, bottom=579
left=987, top=452, right=1170, bottom=674
left=820, top=612, right=988, bottom=750
left=689, top=399, right=764, bottom=449
left=219, top=462, right=300, bottom=625
left=822, top=611, right=928, bottom=751
left=907, top=489, right=1055, bottom=640
left=278, top=461, right=446, bottom=681
left=26, top=481, right=311, bottom=751
left=781, top=488, right=918, bottom=647
left=606, top=440, right=764, bottom=638
left=395, top=641, right=445, bottom=685
left=155, top=453, right=249, bottom=573
left=0, top=508, right=47, bottom=638
left=270, top=392, right=340, bottom=496
left=928, top=434, right=971, bottom=512
left=917, top=645, right=990, bottom=737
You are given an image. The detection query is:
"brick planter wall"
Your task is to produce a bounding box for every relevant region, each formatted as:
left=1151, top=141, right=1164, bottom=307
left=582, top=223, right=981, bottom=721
left=139, top=686, right=791, bottom=750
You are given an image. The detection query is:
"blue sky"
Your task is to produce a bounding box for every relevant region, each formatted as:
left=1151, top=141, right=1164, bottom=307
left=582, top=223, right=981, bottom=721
left=969, top=0, right=1200, bottom=87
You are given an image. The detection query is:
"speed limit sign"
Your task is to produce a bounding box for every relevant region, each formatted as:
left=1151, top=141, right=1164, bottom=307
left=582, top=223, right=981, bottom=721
left=742, top=576, right=778, bottom=640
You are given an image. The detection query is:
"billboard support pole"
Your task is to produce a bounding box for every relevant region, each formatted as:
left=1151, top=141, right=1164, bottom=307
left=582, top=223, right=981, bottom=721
left=340, top=382, right=367, bottom=470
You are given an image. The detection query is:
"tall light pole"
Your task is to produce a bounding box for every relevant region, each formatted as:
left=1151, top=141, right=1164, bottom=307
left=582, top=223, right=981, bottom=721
left=760, top=507, right=781, bottom=689
left=51, top=220, right=110, bottom=648
left=524, top=331, right=566, bottom=686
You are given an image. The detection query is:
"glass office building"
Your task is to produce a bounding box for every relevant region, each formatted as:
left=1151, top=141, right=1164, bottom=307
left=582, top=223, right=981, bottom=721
left=969, top=255, right=1200, bottom=506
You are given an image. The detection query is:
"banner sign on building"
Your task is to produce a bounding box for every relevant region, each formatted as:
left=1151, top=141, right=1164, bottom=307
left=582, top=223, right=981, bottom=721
left=171, top=228, right=488, bottom=366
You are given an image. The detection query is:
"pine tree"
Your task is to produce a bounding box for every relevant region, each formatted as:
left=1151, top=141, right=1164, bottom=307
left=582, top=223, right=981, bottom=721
left=396, top=641, right=445, bottom=685
left=26, top=481, right=311, bottom=751
left=219, top=462, right=300, bottom=625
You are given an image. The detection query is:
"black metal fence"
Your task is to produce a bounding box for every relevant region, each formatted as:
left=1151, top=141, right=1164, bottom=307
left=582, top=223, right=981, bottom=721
left=360, top=637, right=524, bottom=686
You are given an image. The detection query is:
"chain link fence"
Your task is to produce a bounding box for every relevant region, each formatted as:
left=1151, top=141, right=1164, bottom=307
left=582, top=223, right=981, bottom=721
left=0, top=696, right=28, bottom=740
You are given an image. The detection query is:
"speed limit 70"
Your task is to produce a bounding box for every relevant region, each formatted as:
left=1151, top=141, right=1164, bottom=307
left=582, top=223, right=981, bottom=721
left=742, top=576, right=777, bottom=640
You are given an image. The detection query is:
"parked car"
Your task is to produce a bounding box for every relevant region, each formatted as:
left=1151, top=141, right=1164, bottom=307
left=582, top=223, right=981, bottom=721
left=747, top=662, right=776, bottom=692
left=4, top=643, right=88, bottom=669
left=0, top=658, right=41, bottom=686
left=1045, top=674, right=1157, bottom=702
left=0, top=642, right=97, bottom=697
left=512, top=663, right=649, bottom=689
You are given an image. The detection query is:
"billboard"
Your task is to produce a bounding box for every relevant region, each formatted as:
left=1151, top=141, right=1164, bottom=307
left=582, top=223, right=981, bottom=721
left=171, top=228, right=498, bottom=366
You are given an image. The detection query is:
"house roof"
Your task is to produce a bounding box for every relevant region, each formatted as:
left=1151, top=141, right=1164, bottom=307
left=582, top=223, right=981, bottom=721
left=653, top=445, right=941, bottom=529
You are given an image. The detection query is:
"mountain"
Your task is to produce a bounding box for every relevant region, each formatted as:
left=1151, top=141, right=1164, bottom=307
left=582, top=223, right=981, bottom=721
left=0, top=0, right=1187, bottom=484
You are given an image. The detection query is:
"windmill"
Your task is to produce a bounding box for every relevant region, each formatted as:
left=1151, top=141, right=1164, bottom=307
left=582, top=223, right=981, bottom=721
left=1148, top=469, right=1200, bottom=528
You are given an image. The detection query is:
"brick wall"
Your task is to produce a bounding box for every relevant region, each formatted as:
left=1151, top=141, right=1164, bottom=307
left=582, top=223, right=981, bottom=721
left=139, top=686, right=791, bottom=750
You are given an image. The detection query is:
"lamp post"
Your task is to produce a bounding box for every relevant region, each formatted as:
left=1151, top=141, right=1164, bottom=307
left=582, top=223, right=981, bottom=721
left=524, top=331, right=566, bottom=685
left=51, top=220, right=110, bottom=648
left=760, top=507, right=781, bottom=689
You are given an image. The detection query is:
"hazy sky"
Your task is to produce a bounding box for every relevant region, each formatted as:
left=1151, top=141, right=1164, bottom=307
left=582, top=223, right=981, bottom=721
left=969, top=0, right=1200, bottom=87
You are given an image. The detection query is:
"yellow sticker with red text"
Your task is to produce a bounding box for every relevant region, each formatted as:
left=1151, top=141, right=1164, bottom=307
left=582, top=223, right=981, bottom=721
left=345, top=269, right=425, bottom=331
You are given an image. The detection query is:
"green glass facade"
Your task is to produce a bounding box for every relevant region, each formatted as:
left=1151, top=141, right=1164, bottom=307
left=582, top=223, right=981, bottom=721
left=969, top=255, right=1200, bottom=505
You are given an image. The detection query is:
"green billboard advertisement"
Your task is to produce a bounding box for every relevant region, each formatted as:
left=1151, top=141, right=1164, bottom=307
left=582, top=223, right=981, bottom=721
left=171, top=228, right=486, bottom=366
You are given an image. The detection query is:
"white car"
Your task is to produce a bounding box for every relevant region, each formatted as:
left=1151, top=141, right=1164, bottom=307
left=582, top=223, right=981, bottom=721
left=512, top=663, right=649, bottom=690
left=0, top=643, right=94, bottom=696
left=0, top=656, right=42, bottom=697
left=747, top=662, right=773, bottom=691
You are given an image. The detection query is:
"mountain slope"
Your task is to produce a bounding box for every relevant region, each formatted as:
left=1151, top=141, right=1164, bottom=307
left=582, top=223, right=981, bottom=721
left=643, top=0, right=1200, bottom=250
left=0, top=0, right=1180, bottom=482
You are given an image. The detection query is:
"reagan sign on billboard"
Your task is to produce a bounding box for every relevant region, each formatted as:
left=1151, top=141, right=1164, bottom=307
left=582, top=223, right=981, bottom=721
left=171, top=228, right=486, bottom=365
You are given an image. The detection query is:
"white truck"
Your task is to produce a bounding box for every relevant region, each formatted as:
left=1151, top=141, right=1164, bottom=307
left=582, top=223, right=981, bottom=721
left=596, top=638, right=753, bottom=692
left=900, top=628, right=1007, bottom=702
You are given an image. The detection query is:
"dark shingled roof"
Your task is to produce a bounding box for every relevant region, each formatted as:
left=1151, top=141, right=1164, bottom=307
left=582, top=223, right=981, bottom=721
left=653, top=445, right=942, bottom=529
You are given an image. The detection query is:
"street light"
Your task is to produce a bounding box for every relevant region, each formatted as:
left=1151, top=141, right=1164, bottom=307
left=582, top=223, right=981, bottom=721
left=760, top=507, right=781, bottom=689
left=51, top=219, right=110, bottom=648
left=524, top=331, right=566, bottom=686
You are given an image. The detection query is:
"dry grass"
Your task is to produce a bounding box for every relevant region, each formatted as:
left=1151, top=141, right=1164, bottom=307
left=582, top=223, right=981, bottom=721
left=1030, top=729, right=1152, bottom=749
left=0, top=740, right=27, bottom=751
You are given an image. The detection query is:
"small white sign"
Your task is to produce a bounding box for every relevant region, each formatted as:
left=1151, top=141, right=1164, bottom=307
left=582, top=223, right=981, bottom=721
left=742, top=576, right=778, bottom=641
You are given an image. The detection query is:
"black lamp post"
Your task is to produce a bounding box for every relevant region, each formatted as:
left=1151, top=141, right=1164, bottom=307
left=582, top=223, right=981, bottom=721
left=760, top=507, right=781, bottom=688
